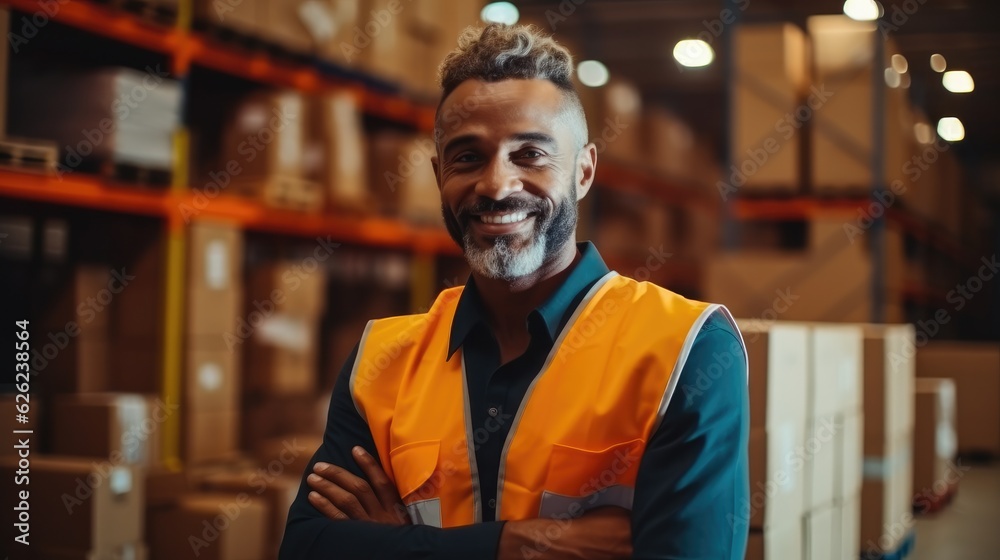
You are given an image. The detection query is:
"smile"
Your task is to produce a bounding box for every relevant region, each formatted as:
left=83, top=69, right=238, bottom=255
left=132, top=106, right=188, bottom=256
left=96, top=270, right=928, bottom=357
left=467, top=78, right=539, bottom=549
left=479, top=212, right=531, bottom=224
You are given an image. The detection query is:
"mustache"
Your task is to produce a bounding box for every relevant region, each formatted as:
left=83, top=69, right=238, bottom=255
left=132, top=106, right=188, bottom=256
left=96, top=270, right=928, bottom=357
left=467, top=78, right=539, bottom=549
left=457, top=197, right=547, bottom=220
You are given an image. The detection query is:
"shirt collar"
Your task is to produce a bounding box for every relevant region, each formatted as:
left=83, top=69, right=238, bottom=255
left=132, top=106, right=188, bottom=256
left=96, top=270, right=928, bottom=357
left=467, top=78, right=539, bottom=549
left=447, top=241, right=610, bottom=359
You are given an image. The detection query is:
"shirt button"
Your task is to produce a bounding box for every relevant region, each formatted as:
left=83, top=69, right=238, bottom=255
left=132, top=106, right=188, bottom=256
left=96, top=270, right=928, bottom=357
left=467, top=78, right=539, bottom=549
left=488, top=498, right=496, bottom=509
left=487, top=407, right=499, bottom=418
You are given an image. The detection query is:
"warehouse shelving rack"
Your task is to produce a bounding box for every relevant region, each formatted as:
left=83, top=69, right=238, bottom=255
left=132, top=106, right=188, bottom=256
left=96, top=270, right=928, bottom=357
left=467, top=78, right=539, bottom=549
left=0, top=0, right=719, bottom=467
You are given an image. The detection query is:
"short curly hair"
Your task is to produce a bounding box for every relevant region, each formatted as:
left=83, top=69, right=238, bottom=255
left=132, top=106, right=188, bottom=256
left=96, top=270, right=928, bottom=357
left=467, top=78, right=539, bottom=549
left=436, top=24, right=588, bottom=148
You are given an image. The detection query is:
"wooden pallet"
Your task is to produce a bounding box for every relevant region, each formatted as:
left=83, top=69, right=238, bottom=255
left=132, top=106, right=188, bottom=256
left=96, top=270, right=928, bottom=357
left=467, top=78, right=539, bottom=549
left=861, top=530, right=916, bottom=560
left=230, top=175, right=325, bottom=213
left=913, top=480, right=959, bottom=515
left=0, top=137, right=59, bottom=174
left=92, top=0, right=178, bottom=27
left=101, top=160, right=173, bottom=187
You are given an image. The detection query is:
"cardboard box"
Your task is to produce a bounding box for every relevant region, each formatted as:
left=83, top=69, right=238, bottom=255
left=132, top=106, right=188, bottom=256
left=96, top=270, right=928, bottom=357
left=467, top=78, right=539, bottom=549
left=804, top=414, right=837, bottom=512
left=146, top=466, right=190, bottom=507
left=186, top=337, right=240, bottom=410
left=811, top=324, right=863, bottom=415
left=737, top=321, right=809, bottom=431
left=315, top=0, right=363, bottom=65
left=184, top=409, right=239, bottom=465
left=576, top=78, right=644, bottom=166
left=805, top=505, right=835, bottom=560
left=241, top=394, right=326, bottom=449
left=52, top=393, right=164, bottom=465
left=245, top=312, right=319, bottom=395
left=230, top=175, right=325, bottom=213
left=862, top=325, right=916, bottom=456
left=0, top=457, right=144, bottom=552
left=148, top=493, right=267, bottom=560
left=860, top=431, right=913, bottom=555
left=199, top=468, right=300, bottom=558
left=731, top=23, right=809, bottom=193
left=259, top=0, right=314, bottom=54
left=37, top=266, right=113, bottom=393
left=915, top=342, right=1000, bottom=456
left=745, top=523, right=802, bottom=560
left=187, top=222, right=243, bottom=337
left=840, top=492, right=862, bottom=560
left=248, top=262, right=327, bottom=317
left=912, top=378, right=957, bottom=501
left=808, top=16, right=916, bottom=198
left=221, top=91, right=307, bottom=180
left=747, top=424, right=805, bottom=530
left=109, top=336, right=161, bottom=395
left=304, top=91, right=369, bottom=211
left=194, top=0, right=259, bottom=35
left=836, top=411, right=864, bottom=500
left=255, top=435, right=323, bottom=481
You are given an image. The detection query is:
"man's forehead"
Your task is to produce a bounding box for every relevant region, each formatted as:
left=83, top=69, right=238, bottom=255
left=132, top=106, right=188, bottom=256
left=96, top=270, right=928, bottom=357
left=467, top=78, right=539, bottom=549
left=438, top=79, right=567, bottom=134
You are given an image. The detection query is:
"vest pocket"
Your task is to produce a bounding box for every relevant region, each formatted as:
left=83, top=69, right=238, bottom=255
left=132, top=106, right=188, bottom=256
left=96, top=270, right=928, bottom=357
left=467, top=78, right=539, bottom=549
left=539, top=439, right=644, bottom=519
left=389, top=440, right=443, bottom=527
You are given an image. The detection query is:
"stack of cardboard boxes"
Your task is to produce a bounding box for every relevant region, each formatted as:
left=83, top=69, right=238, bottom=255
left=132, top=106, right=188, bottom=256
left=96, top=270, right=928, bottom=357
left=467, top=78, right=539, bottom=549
left=221, top=91, right=324, bottom=213
left=912, top=377, right=958, bottom=511
left=184, top=222, right=244, bottom=466
left=0, top=457, right=148, bottom=559
left=194, top=0, right=483, bottom=97
left=859, top=325, right=916, bottom=557
left=730, top=23, right=809, bottom=195
left=742, top=321, right=808, bottom=560
left=705, top=218, right=906, bottom=325
left=804, top=325, right=863, bottom=560
left=916, top=342, right=1000, bottom=457
left=743, top=320, right=872, bottom=560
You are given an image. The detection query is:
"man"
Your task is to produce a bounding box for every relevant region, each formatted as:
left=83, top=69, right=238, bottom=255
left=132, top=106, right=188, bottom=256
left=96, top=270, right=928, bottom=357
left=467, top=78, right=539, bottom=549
left=280, top=23, right=749, bottom=559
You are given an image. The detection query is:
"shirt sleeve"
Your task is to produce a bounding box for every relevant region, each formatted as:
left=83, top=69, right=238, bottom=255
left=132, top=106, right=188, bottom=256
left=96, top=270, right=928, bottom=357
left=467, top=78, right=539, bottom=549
left=279, top=343, right=506, bottom=560
left=630, top=309, right=750, bottom=560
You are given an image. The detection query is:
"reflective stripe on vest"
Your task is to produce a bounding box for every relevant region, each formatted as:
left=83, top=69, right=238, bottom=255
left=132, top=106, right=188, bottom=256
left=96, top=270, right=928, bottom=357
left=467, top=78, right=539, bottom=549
left=350, top=272, right=747, bottom=526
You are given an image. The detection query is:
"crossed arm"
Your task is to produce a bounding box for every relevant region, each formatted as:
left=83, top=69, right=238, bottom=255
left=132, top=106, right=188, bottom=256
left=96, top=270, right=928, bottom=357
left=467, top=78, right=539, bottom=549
left=279, top=311, right=749, bottom=559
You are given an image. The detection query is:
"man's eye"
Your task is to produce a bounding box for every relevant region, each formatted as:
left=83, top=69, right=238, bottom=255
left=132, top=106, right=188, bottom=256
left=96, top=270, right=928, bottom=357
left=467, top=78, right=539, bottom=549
left=455, top=153, right=480, bottom=163
left=518, top=150, right=543, bottom=159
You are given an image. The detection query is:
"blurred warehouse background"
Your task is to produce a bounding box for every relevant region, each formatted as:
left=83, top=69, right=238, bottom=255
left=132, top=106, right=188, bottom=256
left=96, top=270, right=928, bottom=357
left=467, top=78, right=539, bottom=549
left=0, top=0, right=998, bottom=558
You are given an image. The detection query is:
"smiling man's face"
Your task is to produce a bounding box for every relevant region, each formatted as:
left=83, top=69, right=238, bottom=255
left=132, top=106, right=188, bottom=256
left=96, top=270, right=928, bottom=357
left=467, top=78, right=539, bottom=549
left=433, top=79, right=591, bottom=282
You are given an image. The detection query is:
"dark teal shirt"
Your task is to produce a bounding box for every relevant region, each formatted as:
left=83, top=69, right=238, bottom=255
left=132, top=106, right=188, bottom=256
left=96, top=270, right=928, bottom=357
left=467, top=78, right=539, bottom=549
left=281, top=242, right=750, bottom=559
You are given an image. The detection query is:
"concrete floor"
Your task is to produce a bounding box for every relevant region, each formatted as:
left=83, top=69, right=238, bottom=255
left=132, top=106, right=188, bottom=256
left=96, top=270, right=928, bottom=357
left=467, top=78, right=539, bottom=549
left=912, top=461, right=1000, bottom=560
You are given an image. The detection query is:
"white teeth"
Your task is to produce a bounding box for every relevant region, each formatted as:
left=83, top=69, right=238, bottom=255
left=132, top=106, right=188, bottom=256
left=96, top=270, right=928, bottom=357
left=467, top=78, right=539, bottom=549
left=481, top=212, right=529, bottom=225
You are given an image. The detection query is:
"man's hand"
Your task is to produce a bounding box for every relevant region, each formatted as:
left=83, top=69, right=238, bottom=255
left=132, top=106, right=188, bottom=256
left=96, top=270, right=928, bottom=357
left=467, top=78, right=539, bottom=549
left=498, top=506, right=633, bottom=560
left=306, top=446, right=411, bottom=526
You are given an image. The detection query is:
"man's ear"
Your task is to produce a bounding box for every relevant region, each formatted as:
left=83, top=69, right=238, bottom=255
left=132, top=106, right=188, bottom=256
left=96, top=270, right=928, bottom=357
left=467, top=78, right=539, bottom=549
left=575, top=143, right=598, bottom=201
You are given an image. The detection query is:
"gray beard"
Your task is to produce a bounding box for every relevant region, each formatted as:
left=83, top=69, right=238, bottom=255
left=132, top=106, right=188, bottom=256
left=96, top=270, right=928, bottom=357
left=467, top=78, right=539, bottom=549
left=462, top=228, right=548, bottom=281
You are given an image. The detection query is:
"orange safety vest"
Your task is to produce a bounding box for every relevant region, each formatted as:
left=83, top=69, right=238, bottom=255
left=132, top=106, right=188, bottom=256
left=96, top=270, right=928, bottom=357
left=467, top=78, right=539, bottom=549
left=349, top=271, right=745, bottom=527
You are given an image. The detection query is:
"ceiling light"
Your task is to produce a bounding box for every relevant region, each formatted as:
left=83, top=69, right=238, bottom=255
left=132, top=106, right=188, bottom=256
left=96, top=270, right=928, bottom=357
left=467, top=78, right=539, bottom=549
left=891, top=54, right=908, bottom=74
left=937, top=117, right=965, bottom=142
left=942, top=70, right=974, bottom=93
left=884, top=68, right=901, bottom=88
left=481, top=2, right=519, bottom=25
left=914, top=123, right=934, bottom=145
left=843, top=0, right=881, bottom=21
left=577, top=60, right=610, bottom=88
left=930, top=54, right=947, bottom=73
left=673, top=39, right=714, bottom=68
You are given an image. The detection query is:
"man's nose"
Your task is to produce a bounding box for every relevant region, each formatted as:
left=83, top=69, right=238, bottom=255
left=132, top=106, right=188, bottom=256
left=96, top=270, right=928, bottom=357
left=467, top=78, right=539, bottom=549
left=475, top=157, right=523, bottom=200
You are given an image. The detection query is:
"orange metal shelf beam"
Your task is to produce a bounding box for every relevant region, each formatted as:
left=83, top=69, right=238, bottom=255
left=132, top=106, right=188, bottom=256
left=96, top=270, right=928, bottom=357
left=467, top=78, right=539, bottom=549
left=596, top=162, right=718, bottom=211
left=0, top=168, right=458, bottom=254
left=183, top=35, right=321, bottom=92
left=0, top=169, right=172, bottom=216
left=3, top=0, right=181, bottom=54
